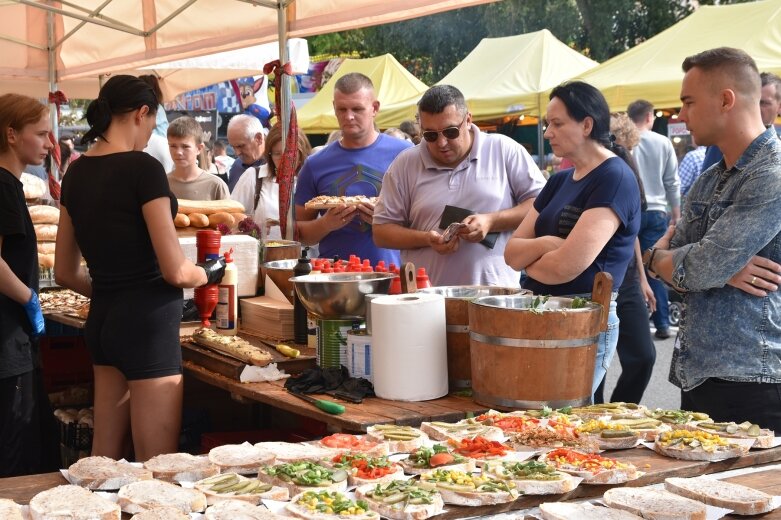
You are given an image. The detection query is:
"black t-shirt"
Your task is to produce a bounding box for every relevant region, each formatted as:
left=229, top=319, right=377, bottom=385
left=61, top=152, right=177, bottom=291
left=0, top=167, right=38, bottom=378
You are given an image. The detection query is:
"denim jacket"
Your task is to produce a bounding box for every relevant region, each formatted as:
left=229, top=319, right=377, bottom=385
left=668, top=127, right=781, bottom=391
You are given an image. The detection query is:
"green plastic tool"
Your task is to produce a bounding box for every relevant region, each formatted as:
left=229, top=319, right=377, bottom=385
left=288, top=390, right=345, bottom=415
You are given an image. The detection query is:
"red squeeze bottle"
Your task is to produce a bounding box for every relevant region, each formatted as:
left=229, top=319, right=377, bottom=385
left=362, top=265, right=373, bottom=272
left=416, top=267, right=432, bottom=289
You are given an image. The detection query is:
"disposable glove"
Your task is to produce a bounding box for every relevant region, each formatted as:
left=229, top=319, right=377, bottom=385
left=23, top=289, right=46, bottom=336
left=198, top=256, right=227, bottom=285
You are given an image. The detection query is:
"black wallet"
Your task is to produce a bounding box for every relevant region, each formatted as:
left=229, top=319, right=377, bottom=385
left=439, top=204, right=499, bottom=249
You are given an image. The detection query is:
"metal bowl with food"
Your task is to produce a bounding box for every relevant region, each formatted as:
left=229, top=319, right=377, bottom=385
left=258, top=240, right=301, bottom=291
left=290, top=272, right=394, bottom=319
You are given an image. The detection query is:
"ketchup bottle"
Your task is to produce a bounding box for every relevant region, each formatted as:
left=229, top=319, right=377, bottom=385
left=416, top=267, right=432, bottom=289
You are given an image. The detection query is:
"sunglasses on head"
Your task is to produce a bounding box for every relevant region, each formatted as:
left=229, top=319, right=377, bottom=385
left=421, top=114, right=467, bottom=142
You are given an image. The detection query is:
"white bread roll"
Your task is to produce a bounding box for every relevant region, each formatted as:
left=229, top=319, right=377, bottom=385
left=117, top=479, right=207, bottom=515
left=28, top=204, right=60, bottom=224
left=664, top=476, right=775, bottom=516
left=603, top=487, right=706, bottom=520
left=0, top=499, right=23, bottom=520
left=143, top=452, right=219, bottom=483
left=29, top=484, right=121, bottom=520
left=34, top=224, right=58, bottom=241
left=22, top=172, right=46, bottom=200
left=67, top=455, right=153, bottom=490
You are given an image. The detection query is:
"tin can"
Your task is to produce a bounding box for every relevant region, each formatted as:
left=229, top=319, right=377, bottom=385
left=317, top=319, right=362, bottom=368
left=307, top=312, right=318, bottom=350
left=346, top=330, right=372, bottom=382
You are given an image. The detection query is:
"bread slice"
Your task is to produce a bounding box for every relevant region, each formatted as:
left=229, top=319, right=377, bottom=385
left=0, top=498, right=23, bottom=520
left=208, top=443, right=276, bottom=474
left=29, top=484, right=121, bottom=520
left=254, top=441, right=336, bottom=463
left=355, top=480, right=444, bottom=520
left=286, top=490, right=380, bottom=520
left=117, top=479, right=207, bottom=515
left=419, top=421, right=504, bottom=442
left=129, top=506, right=189, bottom=519
left=143, top=452, right=219, bottom=483
left=317, top=433, right=389, bottom=456
left=204, top=499, right=288, bottom=520
left=257, top=461, right=349, bottom=496
left=67, top=456, right=153, bottom=490
left=365, top=425, right=428, bottom=453
left=695, top=421, right=775, bottom=449
left=482, top=461, right=580, bottom=495
left=418, top=469, right=518, bottom=506
left=653, top=430, right=749, bottom=461
left=664, top=476, right=775, bottom=515
left=539, top=448, right=639, bottom=485
left=195, top=472, right=289, bottom=505
left=603, top=487, right=706, bottom=520
left=539, top=502, right=644, bottom=519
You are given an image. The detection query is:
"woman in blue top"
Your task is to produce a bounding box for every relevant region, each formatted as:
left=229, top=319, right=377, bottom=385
left=505, top=81, right=641, bottom=398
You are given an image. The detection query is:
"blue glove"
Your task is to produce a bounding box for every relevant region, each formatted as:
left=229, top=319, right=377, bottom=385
left=23, top=289, right=46, bottom=337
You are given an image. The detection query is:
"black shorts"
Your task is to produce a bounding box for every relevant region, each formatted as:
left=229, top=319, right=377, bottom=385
left=86, top=283, right=183, bottom=380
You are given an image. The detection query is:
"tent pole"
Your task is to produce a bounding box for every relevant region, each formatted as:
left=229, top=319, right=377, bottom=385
left=47, top=11, right=60, bottom=181
left=278, top=0, right=294, bottom=240
left=536, top=93, right=545, bottom=170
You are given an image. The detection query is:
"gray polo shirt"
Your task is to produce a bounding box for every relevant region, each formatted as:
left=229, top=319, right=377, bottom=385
left=374, top=124, right=545, bottom=286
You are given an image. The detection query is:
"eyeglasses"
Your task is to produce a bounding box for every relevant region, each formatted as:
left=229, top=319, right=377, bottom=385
left=421, top=114, right=467, bottom=142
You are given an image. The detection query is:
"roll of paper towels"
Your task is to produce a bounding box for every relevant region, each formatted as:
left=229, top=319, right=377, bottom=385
left=370, top=293, right=447, bottom=401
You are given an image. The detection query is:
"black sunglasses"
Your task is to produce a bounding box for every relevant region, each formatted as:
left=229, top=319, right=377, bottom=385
left=421, top=114, right=467, bottom=142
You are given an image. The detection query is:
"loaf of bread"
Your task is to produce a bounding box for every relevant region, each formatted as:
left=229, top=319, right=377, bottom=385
left=28, top=204, right=60, bottom=224
left=208, top=212, right=235, bottom=229
left=67, top=455, right=153, bottom=490
left=21, top=172, right=46, bottom=200
left=39, top=253, right=55, bottom=269
left=178, top=199, right=245, bottom=215
left=117, top=480, right=207, bottom=515
left=29, top=484, right=121, bottom=520
left=38, top=241, right=56, bottom=255
left=143, top=452, right=219, bottom=483
left=0, top=499, right=23, bottom=520
left=34, top=224, right=58, bottom=241
left=174, top=213, right=190, bottom=228
left=188, top=213, right=210, bottom=228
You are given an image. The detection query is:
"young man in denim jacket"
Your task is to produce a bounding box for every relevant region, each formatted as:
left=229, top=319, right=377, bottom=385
left=642, top=47, right=781, bottom=430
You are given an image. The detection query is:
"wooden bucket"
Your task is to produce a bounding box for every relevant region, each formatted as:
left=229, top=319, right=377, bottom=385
left=468, top=273, right=612, bottom=410
left=420, top=286, right=525, bottom=390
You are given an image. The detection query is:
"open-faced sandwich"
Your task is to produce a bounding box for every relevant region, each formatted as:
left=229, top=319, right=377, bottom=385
left=365, top=425, right=428, bottom=453
left=644, top=408, right=711, bottom=428
left=204, top=499, right=288, bottom=520
left=447, top=436, right=522, bottom=467
left=208, top=443, right=276, bottom=474
left=664, top=476, right=776, bottom=516
left=287, top=490, right=379, bottom=520
left=576, top=419, right=641, bottom=450
left=539, top=448, right=639, bottom=485
left=258, top=461, right=348, bottom=496
left=606, top=417, right=669, bottom=441
left=399, top=444, right=475, bottom=475
left=317, top=433, right=389, bottom=456
left=473, top=411, right=544, bottom=434
left=194, top=472, right=289, bottom=505
left=417, top=468, right=518, bottom=506
left=539, top=502, right=643, bottom=520
left=482, top=460, right=580, bottom=495
left=117, top=480, right=207, bottom=515
left=329, top=452, right=405, bottom=487
left=506, top=423, right=599, bottom=453
left=254, top=441, right=337, bottom=463
left=569, top=402, right=647, bottom=421
left=143, top=452, right=219, bottom=483
left=695, top=420, right=775, bottom=449
left=67, top=456, right=153, bottom=490
left=0, top=499, right=22, bottom=520
left=420, top=419, right=504, bottom=442
left=653, top=430, right=750, bottom=461
left=29, top=485, right=121, bottom=520
left=603, top=487, right=707, bottom=520
left=129, top=507, right=189, bottom=520
left=355, top=479, right=444, bottom=520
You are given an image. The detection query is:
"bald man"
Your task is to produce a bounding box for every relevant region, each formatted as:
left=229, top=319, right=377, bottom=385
left=642, top=47, right=781, bottom=429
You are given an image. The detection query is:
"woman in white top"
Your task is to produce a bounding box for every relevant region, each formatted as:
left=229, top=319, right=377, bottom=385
left=231, top=124, right=312, bottom=239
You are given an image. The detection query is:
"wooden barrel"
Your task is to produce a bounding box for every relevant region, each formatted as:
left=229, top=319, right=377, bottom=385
left=468, top=294, right=604, bottom=409
left=420, top=286, right=525, bottom=390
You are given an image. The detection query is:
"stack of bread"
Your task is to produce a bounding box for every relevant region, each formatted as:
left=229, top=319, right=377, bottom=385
left=175, top=199, right=246, bottom=235
left=22, top=173, right=59, bottom=271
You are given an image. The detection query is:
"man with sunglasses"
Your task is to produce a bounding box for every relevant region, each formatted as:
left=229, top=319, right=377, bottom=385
left=374, top=85, right=546, bottom=286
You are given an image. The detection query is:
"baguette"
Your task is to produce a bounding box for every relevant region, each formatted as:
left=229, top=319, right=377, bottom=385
left=130, top=506, right=189, bottom=519
left=287, top=490, right=380, bottom=520
left=192, top=328, right=273, bottom=367
left=117, top=479, right=207, bottom=515
left=178, top=198, right=245, bottom=215
left=417, top=469, right=518, bottom=506
left=209, top=211, right=235, bottom=229
left=208, top=443, right=276, bottom=474
left=653, top=430, right=749, bottom=461
left=355, top=480, right=444, bottom=520
left=420, top=420, right=504, bottom=442
left=664, top=476, right=775, bottom=515
left=67, top=455, right=153, bottom=490
left=602, top=487, right=706, bottom=520
left=34, top=224, right=58, bottom=241
left=257, top=461, right=348, bottom=496
left=188, top=212, right=210, bottom=228
left=28, top=204, right=60, bottom=224
left=29, top=484, right=121, bottom=520
left=539, top=502, right=644, bottom=520
left=143, top=452, right=219, bottom=483
left=194, top=473, right=289, bottom=505
left=482, top=460, right=580, bottom=495
left=365, top=425, right=428, bottom=453
left=0, top=498, right=23, bottom=520
left=174, top=213, right=190, bottom=227
left=204, top=499, right=288, bottom=519
left=37, top=241, right=56, bottom=255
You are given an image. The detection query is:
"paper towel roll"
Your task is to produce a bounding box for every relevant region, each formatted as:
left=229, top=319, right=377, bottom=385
left=370, top=293, right=447, bottom=401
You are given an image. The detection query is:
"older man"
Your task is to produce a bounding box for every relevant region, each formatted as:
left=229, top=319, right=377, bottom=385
left=373, top=85, right=545, bottom=286
left=294, top=73, right=410, bottom=265
left=226, top=114, right=266, bottom=192
left=643, top=47, right=781, bottom=430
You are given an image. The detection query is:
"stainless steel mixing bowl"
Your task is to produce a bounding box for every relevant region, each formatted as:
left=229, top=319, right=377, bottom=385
left=290, top=272, right=395, bottom=319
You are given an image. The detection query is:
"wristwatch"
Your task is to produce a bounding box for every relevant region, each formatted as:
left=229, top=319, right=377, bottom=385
left=642, top=247, right=658, bottom=275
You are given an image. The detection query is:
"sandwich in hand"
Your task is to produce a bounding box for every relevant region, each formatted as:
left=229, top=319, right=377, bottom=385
left=399, top=444, right=475, bottom=475
left=258, top=461, right=348, bottom=496
left=194, top=472, right=289, bottom=505
left=539, top=448, right=639, bottom=485
left=329, top=452, right=405, bottom=486
left=482, top=460, right=580, bottom=495
left=286, top=490, right=379, bottom=520
left=355, top=479, right=444, bottom=520
left=417, top=469, right=518, bottom=506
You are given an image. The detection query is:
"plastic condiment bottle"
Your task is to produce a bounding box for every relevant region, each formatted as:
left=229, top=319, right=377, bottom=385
left=416, top=267, right=432, bottom=289
left=293, top=248, right=312, bottom=344
left=216, top=249, right=238, bottom=335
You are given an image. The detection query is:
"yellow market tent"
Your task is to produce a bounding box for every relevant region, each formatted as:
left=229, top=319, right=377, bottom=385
left=376, top=29, right=598, bottom=127
left=297, top=54, right=429, bottom=133
left=568, top=0, right=781, bottom=112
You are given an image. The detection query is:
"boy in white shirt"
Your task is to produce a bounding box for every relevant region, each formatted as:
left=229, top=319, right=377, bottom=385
left=166, top=117, right=229, bottom=200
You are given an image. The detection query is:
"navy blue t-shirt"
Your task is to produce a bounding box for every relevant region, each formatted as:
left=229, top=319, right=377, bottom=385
left=522, top=157, right=641, bottom=296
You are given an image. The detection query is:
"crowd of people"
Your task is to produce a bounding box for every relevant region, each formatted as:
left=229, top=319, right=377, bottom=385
left=0, top=45, right=779, bottom=477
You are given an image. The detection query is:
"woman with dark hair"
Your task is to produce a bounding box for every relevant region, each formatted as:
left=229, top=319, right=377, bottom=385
left=231, top=123, right=312, bottom=240
left=504, top=81, right=641, bottom=398
left=0, top=93, right=59, bottom=476
left=55, top=75, right=225, bottom=461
